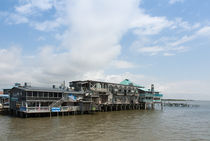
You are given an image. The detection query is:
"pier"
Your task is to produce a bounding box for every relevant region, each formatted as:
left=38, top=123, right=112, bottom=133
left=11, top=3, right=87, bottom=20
left=163, top=102, right=199, bottom=107
left=6, top=79, right=163, bottom=118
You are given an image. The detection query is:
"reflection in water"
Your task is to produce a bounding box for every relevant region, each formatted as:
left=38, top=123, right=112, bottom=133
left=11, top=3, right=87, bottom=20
left=0, top=101, right=210, bottom=141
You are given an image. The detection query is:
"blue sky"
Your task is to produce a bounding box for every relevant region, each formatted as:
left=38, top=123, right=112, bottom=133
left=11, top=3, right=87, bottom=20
left=0, top=0, right=210, bottom=100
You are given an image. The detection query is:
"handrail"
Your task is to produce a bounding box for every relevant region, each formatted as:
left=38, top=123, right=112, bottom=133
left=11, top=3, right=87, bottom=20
left=49, top=97, right=65, bottom=108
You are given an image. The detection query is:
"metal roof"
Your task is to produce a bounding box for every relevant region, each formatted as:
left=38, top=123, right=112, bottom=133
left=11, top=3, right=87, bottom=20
left=13, top=86, right=84, bottom=94
left=138, top=88, right=150, bottom=92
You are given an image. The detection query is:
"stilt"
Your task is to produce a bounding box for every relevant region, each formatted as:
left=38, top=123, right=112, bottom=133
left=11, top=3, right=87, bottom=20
left=152, top=103, right=154, bottom=110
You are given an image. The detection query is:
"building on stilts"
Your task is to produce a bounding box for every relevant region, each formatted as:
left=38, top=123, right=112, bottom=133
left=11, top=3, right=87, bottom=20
left=8, top=79, right=163, bottom=117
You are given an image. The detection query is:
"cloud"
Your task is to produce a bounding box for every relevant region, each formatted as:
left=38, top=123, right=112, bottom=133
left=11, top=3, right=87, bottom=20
left=169, top=0, right=184, bottom=5
left=15, top=0, right=54, bottom=15
left=161, top=80, right=210, bottom=100
left=172, top=18, right=200, bottom=30
left=137, top=46, right=164, bottom=55
left=31, top=17, right=65, bottom=31
left=0, top=47, right=36, bottom=89
left=6, top=13, right=28, bottom=24
left=0, top=47, right=22, bottom=72
left=111, top=60, right=136, bottom=69
left=197, top=26, right=210, bottom=36
left=131, top=15, right=172, bottom=35
left=163, top=53, right=175, bottom=56
left=132, top=23, right=210, bottom=56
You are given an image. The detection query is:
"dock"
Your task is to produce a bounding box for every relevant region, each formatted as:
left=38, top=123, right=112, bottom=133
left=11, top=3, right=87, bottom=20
left=5, top=79, right=164, bottom=118
left=163, top=102, right=199, bottom=107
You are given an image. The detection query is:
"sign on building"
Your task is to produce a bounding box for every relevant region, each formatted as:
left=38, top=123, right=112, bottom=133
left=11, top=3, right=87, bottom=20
left=51, top=107, right=61, bottom=112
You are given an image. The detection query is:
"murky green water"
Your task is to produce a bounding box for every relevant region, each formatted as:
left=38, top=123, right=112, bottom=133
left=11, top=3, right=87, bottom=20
left=0, top=101, right=210, bottom=141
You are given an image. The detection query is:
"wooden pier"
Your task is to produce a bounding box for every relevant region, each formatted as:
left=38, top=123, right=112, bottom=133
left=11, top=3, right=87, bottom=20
left=7, top=79, right=163, bottom=118
left=163, top=102, right=199, bottom=107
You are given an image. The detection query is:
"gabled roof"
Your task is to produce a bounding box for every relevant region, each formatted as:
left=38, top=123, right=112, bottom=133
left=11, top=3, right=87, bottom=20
left=120, top=79, right=144, bottom=88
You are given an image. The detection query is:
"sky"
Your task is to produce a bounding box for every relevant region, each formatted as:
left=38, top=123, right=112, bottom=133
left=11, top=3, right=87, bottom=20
left=0, top=0, right=210, bottom=100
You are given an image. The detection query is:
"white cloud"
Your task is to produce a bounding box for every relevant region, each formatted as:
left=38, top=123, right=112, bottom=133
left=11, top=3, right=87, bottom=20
left=6, top=14, right=28, bottom=24
left=31, top=17, right=65, bottom=31
left=161, top=80, right=210, bottom=100
left=0, top=47, right=22, bottom=72
left=169, top=0, right=184, bottom=5
left=138, top=46, right=164, bottom=55
left=171, top=18, right=201, bottom=31
left=163, top=53, right=175, bottom=56
left=111, top=60, right=136, bottom=69
left=132, top=16, right=172, bottom=35
left=15, top=0, right=54, bottom=15
left=132, top=24, right=210, bottom=56
left=197, top=26, right=210, bottom=36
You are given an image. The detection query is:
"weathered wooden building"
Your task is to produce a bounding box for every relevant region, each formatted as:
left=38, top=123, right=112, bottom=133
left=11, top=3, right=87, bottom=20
left=9, top=83, right=94, bottom=117
left=9, top=79, right=163, bottom=117
left=70, top=79, right=141, bottom=104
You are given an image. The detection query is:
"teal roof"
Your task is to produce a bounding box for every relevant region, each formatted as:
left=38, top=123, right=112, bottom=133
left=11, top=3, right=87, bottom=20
left=120, top=79, right=143, bottom=88
left=138, top=88, right=149, bottom=92
left=154, top=94, right=163, bottom=97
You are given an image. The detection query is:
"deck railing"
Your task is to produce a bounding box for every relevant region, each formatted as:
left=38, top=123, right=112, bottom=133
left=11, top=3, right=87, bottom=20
left=24, top=106, right=80, bottom=113
left=27, top=107, right=50, bottom=113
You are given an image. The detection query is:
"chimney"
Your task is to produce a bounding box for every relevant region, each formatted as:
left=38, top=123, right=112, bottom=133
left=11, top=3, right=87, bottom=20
left=151, top=84, right=154, bottom=94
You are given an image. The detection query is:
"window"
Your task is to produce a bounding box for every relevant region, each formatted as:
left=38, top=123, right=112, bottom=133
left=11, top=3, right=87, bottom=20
left=39, top=92, right=43, bottom=97
left=54, top=93, right=58, bottom=98
left=49, top=92, right=53, bottom=98
left=44, top=92, right=48, bottom=98
left=27, top=91, right=32, bottom=97
left=22, top=91, right=26, bottom=97
left=33, top=92, right=37, bottom=97
left=27, top=102, right=35, bottom=107
left=59, top=93, right=62, bottom=98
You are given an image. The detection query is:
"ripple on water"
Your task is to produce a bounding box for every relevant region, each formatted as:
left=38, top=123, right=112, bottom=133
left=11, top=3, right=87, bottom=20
left=0, top=101, right=210, bottom=141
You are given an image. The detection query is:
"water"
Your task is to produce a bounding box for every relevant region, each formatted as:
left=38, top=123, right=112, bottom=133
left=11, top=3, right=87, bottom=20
left=0, top=101, right=210, bottom=141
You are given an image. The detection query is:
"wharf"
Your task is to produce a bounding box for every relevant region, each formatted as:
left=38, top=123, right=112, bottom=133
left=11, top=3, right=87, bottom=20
left=163, top=102, right=199, bottom=107
left=6, top=79, right=163, bottom=118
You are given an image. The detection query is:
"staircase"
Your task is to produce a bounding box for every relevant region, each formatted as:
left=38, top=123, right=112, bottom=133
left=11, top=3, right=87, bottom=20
left=50, top=97, right=65, bottom=108
left=50, top=95, right=77, bottom=108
